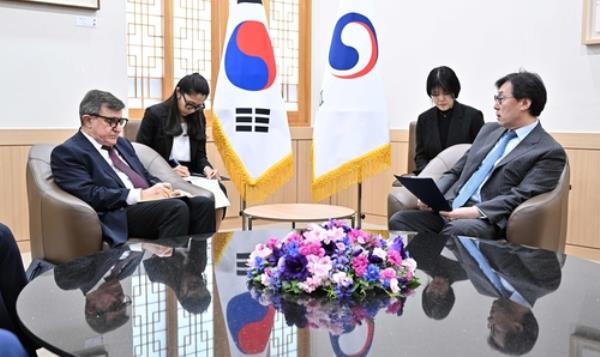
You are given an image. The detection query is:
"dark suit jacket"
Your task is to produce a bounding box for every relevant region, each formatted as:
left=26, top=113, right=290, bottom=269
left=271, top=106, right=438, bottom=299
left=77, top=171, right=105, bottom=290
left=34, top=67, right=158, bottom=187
left=437, top=122, right=566, bottom=230
left=51, top=131, right=160, bottom=246
left=415, top=101, right=484, bottom=174
left=450, top=237, right=562, bottom=306
left=137, top=102, right=212, bottom=174
left=54, top=247, right=144, bottom=295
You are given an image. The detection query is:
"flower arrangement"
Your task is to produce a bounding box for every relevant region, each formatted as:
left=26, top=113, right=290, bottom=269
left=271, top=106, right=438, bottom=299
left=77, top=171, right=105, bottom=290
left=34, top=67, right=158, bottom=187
left=249, top=285, right=408, bottom=336
left=246, top=220, right=420, bottom=300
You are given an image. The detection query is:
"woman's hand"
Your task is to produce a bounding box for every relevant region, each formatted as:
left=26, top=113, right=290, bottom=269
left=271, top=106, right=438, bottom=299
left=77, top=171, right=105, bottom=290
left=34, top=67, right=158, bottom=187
left=173, top=165, right=190, bottom=177
left=203, top=166, right=220, bottom=180
left=416, top=199, right=432, bottom=212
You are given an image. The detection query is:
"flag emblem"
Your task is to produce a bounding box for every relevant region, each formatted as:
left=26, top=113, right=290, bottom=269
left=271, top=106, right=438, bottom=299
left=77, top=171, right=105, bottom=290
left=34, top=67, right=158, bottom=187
left=235, top=108, right=270, bottom=133
left=225, top=21, right=276, bottom=91
left=329, top=12, right=379, bottom=79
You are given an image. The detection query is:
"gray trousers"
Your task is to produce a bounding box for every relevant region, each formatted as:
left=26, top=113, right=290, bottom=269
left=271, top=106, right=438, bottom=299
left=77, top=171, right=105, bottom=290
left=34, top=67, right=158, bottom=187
left=389, top=209, right=503, bottom=239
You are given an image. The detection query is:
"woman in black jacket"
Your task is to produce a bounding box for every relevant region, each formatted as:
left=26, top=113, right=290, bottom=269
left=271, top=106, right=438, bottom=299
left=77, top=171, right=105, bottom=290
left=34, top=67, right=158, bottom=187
left=137, top=73, right=219, bottom=179
left=414, top=66, right=484, bottom=174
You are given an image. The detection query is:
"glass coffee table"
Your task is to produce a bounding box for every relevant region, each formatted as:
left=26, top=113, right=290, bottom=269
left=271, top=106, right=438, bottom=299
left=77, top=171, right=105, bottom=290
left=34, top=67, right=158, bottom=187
left=16, top=230, right=600, bottom=356
left=242, top=203, right=356, bottom=230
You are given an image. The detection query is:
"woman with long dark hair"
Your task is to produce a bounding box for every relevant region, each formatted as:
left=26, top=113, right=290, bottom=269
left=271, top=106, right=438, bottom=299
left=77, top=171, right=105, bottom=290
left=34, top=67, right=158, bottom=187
left=137, top=72, right=219, bottom=179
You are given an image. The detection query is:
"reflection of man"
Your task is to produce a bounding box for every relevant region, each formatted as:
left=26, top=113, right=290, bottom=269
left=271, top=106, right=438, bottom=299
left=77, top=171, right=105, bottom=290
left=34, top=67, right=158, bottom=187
left=54, top=248, right=143, bottom=334
left=450, top=236, right=562, bottom=355
left=51, top=90, right=215, bottom=246
left=144, top=238, right=211, bottom=314
left=390, top=71, right=566, bottom=239
left=407, top=233, right=467, bottom=320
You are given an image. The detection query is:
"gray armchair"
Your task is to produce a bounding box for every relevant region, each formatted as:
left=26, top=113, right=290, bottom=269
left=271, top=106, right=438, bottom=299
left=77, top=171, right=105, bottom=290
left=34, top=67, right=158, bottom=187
left=387, top=144, right=571, bottom=253
left=27, top=142, right=215, bottom=264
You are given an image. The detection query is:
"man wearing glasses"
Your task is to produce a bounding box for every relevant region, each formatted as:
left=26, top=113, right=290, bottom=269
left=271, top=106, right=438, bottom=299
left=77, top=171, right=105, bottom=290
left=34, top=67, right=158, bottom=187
left=390, top=71, right=566, bottom=239
left=51, top=90, right=216, bottom=246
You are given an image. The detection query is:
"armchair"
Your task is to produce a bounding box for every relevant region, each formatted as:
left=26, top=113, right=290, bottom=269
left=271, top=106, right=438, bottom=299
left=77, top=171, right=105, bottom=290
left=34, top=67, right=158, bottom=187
left=387, top=145, right=571, bottom=253
left=27, top=142, right=216, bottom=264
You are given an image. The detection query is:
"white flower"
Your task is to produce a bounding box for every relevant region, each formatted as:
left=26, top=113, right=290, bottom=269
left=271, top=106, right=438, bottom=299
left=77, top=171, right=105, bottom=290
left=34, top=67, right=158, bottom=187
left=401, top=258, right=417, bottom=272
left=332, top=272, right=353, bottom=287
left=389, top=278, right=400, bottom=294
left=372, top=247, right=387, bottom=260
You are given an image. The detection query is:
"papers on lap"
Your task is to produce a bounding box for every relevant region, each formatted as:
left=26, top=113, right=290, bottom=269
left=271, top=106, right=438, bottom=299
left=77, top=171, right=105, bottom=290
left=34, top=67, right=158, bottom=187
left=394, top=175, right=451, bottom=212
left=184, top=177, right=231, bottom=209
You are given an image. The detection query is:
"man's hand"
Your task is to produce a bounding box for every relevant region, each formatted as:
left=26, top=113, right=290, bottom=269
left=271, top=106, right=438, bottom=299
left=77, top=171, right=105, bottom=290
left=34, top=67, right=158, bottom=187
left=416, top=199, right=432, bottom=212
left=439, top=206, right=481, bottom=220
left=203, top=166, right=220, bottom=180
left=173, top=165, right=190, bottom=177
left=141, top=182, right=172, bottom=201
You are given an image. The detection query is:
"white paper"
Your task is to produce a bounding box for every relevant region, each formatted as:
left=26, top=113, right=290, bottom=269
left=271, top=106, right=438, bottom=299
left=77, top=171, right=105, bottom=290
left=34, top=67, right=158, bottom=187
left=185, top=177, right=231, bottom=209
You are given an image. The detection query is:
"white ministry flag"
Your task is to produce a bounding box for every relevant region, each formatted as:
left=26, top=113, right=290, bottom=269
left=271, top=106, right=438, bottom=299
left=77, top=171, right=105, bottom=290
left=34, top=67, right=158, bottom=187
left=213, top=0, right=293, bottom=203
left=312, top=0, right=390, bottom=201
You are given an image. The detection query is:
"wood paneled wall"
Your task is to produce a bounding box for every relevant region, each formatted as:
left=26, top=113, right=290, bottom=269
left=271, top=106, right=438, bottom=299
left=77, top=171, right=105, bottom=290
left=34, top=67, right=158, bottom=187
left=1, top=128, right=599, bottom=259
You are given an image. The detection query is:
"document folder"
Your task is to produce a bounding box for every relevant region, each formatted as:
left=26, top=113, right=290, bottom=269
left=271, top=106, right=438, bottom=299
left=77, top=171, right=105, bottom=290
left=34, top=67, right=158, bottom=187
left=394, top=175, right=451, bottom=212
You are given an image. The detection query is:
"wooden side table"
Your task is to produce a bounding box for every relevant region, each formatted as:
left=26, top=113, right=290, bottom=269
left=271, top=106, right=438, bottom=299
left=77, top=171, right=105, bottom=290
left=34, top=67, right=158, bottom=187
left=242, top=203, right=356, bottom=230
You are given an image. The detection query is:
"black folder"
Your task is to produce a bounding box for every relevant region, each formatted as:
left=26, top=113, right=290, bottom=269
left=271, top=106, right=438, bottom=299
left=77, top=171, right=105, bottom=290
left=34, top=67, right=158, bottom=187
left=394, top=175, right=451, bottom=212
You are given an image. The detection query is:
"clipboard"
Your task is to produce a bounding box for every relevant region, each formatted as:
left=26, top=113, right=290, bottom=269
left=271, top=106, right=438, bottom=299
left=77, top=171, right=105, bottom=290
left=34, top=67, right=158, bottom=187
left=394, top=175, right=451, bottom=212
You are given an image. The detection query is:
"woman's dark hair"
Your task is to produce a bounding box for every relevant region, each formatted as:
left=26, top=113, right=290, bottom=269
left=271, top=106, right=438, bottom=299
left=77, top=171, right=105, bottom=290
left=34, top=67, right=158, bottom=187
left=163, top=73, right=210, bottom=140
left=495, top=70, right=547, bottom=117
left=426, top=66, right=461, bottom=99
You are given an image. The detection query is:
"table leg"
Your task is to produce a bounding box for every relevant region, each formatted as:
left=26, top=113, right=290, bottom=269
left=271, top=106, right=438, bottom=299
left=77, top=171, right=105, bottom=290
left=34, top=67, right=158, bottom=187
left=249, top=217, right=253, bottom=231
left=292, top=221, right=296, bottom=230
left=351, top=216, right=356, bottom=228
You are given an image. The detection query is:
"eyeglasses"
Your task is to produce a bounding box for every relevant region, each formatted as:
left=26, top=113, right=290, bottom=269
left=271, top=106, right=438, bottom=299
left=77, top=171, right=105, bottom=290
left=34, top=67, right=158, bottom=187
left=182, top=94, right=206, bottom=111
left=493, top=95, right=515, bottom=105
left=91, top=114, right=129, bottom=128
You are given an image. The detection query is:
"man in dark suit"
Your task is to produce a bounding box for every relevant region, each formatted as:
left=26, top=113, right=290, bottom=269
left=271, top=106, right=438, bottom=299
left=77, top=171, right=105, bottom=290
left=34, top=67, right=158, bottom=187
left=449, top=236, right=562, bottom=355
left=51, top=90, right=216, bottom=246
left=390, top=71, right=566, bottom=238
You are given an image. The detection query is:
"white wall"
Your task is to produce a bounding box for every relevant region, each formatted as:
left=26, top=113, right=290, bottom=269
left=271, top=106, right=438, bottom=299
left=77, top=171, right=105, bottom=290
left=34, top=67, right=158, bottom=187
left=312, top=0, right=600, bottom=133
left=0, top=1, right=127, bottom=129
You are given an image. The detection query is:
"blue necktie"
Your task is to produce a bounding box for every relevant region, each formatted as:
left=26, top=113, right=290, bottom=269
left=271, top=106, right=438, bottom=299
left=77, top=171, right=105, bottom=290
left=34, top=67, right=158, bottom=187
left=452, top=130, right=517, bottom=209
left=457, top=237, right=510, bottom=297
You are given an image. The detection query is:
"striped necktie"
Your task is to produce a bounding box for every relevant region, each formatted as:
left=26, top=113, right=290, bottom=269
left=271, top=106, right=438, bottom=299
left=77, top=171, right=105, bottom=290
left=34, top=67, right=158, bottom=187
left=102, top=146, right=149, bottom=189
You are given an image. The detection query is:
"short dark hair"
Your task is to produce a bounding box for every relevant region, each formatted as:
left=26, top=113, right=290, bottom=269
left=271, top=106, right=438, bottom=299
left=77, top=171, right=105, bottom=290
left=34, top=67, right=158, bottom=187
left=79, top=89, right=125, bottom=124
left=421, top=282, right=455, bottom=320
left=488, top=309, right=539, bottom=355
left=495, top=70, right=547, bottom=117
left=426, top=66, right=461, bottom=98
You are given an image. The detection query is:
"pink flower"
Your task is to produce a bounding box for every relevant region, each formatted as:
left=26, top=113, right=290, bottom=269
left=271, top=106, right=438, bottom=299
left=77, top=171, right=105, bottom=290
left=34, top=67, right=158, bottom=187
left=248, top=243, right=272, bottom=268
left=380, top=267, right=396, bottom=280
left=352, top=255, right=369, bottom=278
left=299, top=242, right=325, bottom=257
left=387, top=250, right=402, bottom=266
left=306, top=255, right=332, bottom=280
left=402, top=258, right=417, bottom=273
left=266, top=238, right=279, bottom=249
left=298, top=276, right=322, bottom=293
left=348, top=229, right=370, bottom=244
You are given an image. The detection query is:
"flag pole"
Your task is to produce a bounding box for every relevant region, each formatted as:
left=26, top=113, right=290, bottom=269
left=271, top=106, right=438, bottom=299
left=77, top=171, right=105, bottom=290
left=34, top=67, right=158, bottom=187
left=357, top=182, right=363, bottom=228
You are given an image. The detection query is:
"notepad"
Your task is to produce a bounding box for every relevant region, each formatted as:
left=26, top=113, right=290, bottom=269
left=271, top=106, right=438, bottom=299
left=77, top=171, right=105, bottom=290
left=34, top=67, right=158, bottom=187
left=184, top=176, right=231, bottom=209
left=394, top=175, right=451, bottom=212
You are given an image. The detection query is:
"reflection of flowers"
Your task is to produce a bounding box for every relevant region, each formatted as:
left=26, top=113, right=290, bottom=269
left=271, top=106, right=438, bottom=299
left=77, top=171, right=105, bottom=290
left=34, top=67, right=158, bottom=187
left=249, top=286, right=408, bottom=336
left=247, top=220, right=420, bottom=299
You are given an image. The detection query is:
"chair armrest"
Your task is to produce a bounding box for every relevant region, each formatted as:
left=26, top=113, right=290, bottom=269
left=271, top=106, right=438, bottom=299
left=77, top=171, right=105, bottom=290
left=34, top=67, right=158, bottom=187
left=387, top=186, right=418, bottom=221
left=39, top=184, right=103, bottom=263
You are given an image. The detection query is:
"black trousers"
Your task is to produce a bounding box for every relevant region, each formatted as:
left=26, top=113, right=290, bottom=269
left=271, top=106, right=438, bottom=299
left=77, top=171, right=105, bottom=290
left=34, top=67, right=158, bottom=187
left=126, top=195, right=215, bottom=239
left=389, top=209, right=503, bottom=239
left=0, top=223, right=38, bottom=354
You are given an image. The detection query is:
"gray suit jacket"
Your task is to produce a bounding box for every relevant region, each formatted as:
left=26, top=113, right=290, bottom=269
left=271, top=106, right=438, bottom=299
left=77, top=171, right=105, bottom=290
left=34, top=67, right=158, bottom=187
left=437, top=122, right=566, bottom=230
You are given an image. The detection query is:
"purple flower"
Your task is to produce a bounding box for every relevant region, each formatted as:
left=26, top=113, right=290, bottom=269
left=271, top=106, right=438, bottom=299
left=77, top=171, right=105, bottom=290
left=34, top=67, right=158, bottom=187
left=279, top=254, right=309, bottom=282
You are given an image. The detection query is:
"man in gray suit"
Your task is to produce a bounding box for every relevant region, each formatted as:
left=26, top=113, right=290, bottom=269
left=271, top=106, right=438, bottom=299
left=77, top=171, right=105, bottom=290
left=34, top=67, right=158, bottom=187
left=390, top=71, right=566, bottom=238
